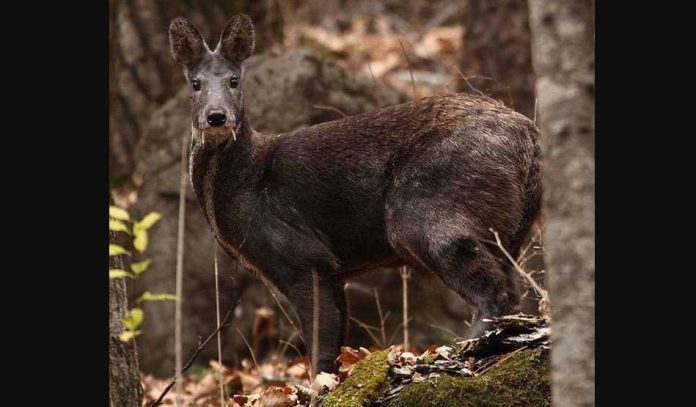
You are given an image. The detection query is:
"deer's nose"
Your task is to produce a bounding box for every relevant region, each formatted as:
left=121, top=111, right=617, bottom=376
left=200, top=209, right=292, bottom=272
left=207, top=111, right=227, bottom=127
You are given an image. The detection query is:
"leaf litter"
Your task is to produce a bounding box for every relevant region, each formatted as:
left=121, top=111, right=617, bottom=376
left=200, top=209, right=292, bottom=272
left=141, top=314, right=548, bottom=406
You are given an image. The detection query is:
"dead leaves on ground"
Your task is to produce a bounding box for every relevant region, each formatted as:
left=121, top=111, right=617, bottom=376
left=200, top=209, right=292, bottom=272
left=140, top=346, right=375, bottom=406
left=140, top=314, right=549, bottom=406
left=138, top=345, right=453, bottom=405
left=141, top=356, right=311, bottom=406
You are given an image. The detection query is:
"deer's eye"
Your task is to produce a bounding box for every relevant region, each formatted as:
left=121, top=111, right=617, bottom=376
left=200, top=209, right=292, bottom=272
left=229, top=77, right=240, bottom=89
left=191, top=79, right=201, bottom=91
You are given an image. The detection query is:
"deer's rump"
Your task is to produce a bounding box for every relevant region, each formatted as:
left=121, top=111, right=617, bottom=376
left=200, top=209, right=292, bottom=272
left=259, top=93, right=541, bottom=273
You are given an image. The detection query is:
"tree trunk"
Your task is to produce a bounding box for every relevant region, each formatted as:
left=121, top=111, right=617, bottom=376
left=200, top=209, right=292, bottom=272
left=110, top=0, right=283, bottom=188
left=110, top=2, right=143, bottom=404
left=528, top=1, right=595, bottom=406
left=460, top=0, right=536, bottom=118
left=109, top=233, right=143, bottom=406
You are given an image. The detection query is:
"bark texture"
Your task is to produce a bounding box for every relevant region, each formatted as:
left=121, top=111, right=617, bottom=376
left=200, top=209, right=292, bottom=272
left=528, top=1, right=595, bottom=406
left=460, top=0, right=536, bottom=118
left=109, top=232, right=143, bottom=406
left=110, top=1, right=143, bottom=404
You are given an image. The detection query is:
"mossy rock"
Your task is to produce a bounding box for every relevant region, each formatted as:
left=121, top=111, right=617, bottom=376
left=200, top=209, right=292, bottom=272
left=322, top=350, right=391, bottom=407
left=321, top=347, right=549, bottom=407
left=390, top=348, right=550, bottom=407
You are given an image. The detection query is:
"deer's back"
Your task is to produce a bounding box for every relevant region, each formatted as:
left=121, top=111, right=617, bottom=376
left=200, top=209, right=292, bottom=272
left=256, top=93, right=539, bottom=268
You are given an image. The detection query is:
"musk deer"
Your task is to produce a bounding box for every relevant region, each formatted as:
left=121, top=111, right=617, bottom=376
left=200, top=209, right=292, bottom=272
left=169, top=14, right=541, bottom=374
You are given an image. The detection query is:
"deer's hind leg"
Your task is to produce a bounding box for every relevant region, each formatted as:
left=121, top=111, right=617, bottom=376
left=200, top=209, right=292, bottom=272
left=386, top=211, right=520, bottom=339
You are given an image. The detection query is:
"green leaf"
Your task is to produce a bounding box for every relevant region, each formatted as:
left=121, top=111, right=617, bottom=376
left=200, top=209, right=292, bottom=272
left=130, top=259, right=151, bottom=275
left=133, top=229, right=148, bottom=252
left=109, top=219, right=131, bottom=234
left=109, top=244, right=131, bottom=256
left=135, top=212, right=161, bottom=231
left=123, top=308, right=144, bottom=331
left=137, top=291, right=177, bottom=303
left=109, top=269, right=134, bottom=279
left=119, top=330, right=142, bottom=342
left=109, top=206, right=130, bottom=221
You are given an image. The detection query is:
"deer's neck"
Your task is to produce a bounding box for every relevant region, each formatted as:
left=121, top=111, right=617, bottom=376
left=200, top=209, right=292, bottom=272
left=189, top=113, right=262, bottom=257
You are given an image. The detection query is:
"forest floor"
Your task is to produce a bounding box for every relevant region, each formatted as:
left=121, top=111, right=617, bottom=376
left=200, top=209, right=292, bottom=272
left=141, top=314, right=550, bottom=406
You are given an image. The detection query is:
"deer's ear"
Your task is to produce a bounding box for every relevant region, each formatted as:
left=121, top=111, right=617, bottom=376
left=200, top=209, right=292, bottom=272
left=169, top=17, right=206, bottom=68
left=219, top=14, right=255, bottom=64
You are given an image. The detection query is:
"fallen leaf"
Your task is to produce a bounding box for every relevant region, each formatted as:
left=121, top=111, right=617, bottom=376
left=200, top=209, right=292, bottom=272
left=311, top=372, right=339, bottom=395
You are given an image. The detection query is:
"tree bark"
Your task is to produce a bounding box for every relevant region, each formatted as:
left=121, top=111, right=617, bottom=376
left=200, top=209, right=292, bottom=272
left=460, top=0, right=536, bottom=118
left=110, top=2, right=143, bottom=404
left=109, top=231, right=143, bottom=406
left=528, top=1, right=595, bottom=406
left=109, top=257, right=144, bottom=406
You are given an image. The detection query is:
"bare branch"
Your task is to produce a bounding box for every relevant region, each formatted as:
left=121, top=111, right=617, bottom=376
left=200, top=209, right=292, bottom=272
left=350, top=316, right=384, bottom=347
left=174, top=131, right=189, bottom=406
left=453, top=65, right=485, bottom=97
left=388, top=318, right=412, bottom=346
left=279, top=337, right=304, bottom=362
left=477, top=346, right=528, bottom=375
left=489, top=228, right=550, bottom=319
left=313, top=104, right=348, bottom=118
left=398, top=39, right=417, bottom=101
left=260, top=277, right=302, bottom=342
left=400, top=266, right=411, bottom=350
left=373, top=288, right=387, bottom=347
left=150, top=302, right=238, bottom=406
left=236, top=327, right=260, bottom=372
left=213, top=246, right=226, bottom=406
left=367, top=62, right=381, bottom=110
left=276, top=331, right=299, bottom=360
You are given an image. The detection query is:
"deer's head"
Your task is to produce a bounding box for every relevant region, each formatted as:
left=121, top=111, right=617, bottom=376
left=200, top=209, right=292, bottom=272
left=169, top=15, right=255, bottom=142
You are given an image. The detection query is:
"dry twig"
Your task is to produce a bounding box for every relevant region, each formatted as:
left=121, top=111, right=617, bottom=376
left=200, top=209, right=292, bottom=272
left=398, top=39, right=417, bottom=101
left=350, top=316, right=384, bottom=347
left=236, top=327, right=260, bottom=372
left=477, top=346, right=529, bottom=375
left=453, top=65, right=485, bottom=97
left=213, top=246, right=226, bottom=406
left=174, top=131, right=189, bottom=406
left=313, top=104, right=348, bottom=118
left=488, top=228, right=550, bottom=319
left=367, top=62, right=381, bottom=109
left=374, top=288, right=387, bottom=346
left=278, top=338, right=304, bottom=361
left=150, top=302, right=238, bottom=406
left=400, top=266, right=411, bottom=350
left=260, top=277, right=303, bottom=342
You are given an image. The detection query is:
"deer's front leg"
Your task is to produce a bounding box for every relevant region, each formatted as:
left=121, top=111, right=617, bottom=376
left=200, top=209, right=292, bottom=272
left=286, top=273, right=347, bottom=374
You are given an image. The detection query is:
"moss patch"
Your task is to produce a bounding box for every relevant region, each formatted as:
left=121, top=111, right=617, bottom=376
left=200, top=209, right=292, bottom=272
left=389, top=348, right=550, bottom=407
left=322, top=350, right=391, bottom=407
